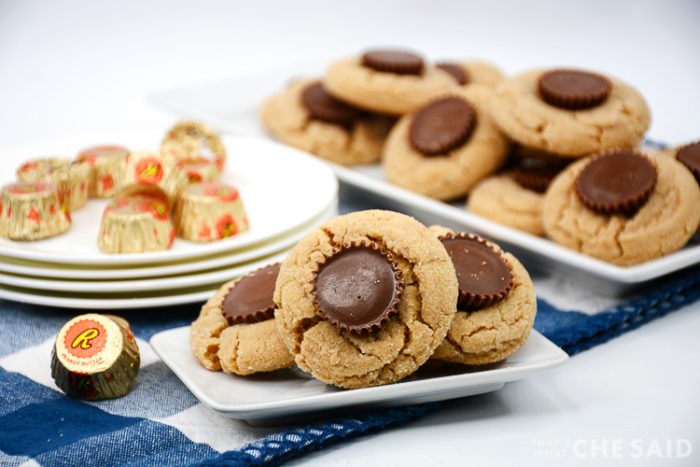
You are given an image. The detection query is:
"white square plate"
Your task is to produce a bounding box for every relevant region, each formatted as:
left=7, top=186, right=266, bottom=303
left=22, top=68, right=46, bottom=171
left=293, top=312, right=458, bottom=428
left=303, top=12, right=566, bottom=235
left=150, top=68, right=700, bottom=296
left=150, top=326, right=568, bottom=424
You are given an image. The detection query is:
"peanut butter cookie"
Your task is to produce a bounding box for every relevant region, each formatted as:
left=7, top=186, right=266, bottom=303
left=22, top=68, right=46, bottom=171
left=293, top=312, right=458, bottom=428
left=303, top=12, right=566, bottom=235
left=260, top=79, right=392, bottom=166
left=189, top=263, right=294, bottom=375
left=383, top=85, right=509, bottom=200
left=542, top=150, right=700, bottom=265
left=490, top=68, right=650, bottom=157
left=323, top=49, right=456, bottom=115
left=428, top=227, right=537, bottom=365
left=273, top=210, right=458, bottom=389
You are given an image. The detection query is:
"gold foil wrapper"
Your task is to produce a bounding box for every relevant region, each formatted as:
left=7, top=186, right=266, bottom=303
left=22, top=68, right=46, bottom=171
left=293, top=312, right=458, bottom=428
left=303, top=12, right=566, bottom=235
left=76, top=145, right=129, bottom=198
left=0, top=182, right=71, bottom=240
left=160, top=121, right=227, bottom=172
left=66, top=162, right=90, bottom=210
left=16, top=157, right=90, bottom=210
left=175, top=182, right=249, bottom=242
left=51, top=313, right=140, bottom=401
left=118, top=150, right=184, bottom=207
left=177, top=157, right=221, bottom=185
left=98, top=195, right=175, bottom=253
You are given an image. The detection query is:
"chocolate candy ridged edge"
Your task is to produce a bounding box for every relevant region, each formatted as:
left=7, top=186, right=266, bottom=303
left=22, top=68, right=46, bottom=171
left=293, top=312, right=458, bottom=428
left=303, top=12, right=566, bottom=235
left=438, top=232, right=514, bottom=311
left=222, top=262, right=281, bottom=325
left=538, top=68, right=612, bottom=110
left=311, top=240, right=404, bottom=335
left=574, top=149, right=658, bottom=216
left=408, top=95, right=477, bottom=156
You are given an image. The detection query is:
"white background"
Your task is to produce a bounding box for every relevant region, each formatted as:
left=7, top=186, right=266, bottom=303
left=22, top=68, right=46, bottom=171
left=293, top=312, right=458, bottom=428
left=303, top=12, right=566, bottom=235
left=1, top=1, right=699, bottom=465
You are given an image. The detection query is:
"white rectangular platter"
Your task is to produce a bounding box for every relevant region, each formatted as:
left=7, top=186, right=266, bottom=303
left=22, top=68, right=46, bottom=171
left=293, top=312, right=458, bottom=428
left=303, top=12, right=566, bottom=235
left=150, top=67, right=700, bottom=296
left=151, top=326, right=567, bottom=424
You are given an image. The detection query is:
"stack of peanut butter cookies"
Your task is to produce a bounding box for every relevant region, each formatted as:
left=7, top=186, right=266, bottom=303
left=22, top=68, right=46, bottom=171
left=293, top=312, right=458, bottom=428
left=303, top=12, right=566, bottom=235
left=260, top=51, right=700, bottom=266
left=190, top=209, right=537, bottom=389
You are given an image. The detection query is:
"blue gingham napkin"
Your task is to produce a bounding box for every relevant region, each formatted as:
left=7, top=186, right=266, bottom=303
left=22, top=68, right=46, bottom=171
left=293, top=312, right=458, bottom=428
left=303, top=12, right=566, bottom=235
left=1, top=262, right=699, bottom=466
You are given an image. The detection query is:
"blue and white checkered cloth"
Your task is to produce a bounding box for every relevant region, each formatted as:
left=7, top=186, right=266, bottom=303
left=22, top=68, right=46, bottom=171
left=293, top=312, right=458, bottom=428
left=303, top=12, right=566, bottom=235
left=2, top=263, right=700, bottom=466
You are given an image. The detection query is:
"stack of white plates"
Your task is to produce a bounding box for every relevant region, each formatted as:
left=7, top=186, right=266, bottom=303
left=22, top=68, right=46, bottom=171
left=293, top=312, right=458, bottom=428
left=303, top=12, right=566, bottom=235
left=0, top=132, right=338, bottom=309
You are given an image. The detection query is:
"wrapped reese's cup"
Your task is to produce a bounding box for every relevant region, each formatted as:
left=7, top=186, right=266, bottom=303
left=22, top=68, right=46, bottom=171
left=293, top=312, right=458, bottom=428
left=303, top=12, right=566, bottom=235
left=76, top=145, right=129, bottom=198
left=118, top=150, right=184, bottom=207
left=51, top=314, right=140, bottom=400
left=98, top=195, right=175, bottom=254
left=174, top=182, right=249, bottom=241
left=0, top=182, right=71, bottom=240
left=160, top=120, right=227, bottom=172
left=16, top=157, right=90, bottom=211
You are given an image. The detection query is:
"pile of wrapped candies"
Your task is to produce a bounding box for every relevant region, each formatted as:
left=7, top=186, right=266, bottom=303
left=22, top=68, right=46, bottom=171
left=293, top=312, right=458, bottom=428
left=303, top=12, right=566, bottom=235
left=0, top=121, right=249, bottom=253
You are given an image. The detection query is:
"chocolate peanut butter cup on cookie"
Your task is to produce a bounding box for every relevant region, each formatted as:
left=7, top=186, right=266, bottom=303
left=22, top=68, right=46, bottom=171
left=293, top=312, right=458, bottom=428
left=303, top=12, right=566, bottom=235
left=223, top=263, right=281, bottom=325
left=437, top=63, right=470, bottom=85
left=383, top=86, right=509, bottom=200
left=429, top=227, right=536, bottom=366
left=301, top=82, right=363, bottom=126
left=538, top=69, right=611, bottom=110
left=408, top=96, right=477, bottom=156
left=189, top=263, right=294, bottom=376
left=676, top=141, right=700, bottom=182
left=361, top=50, right=424, bottom=75
left=511, top=157, right=570, bottom=194
left=542, top=150, right=700, bottom=265
left=324, top=48, right=455, bottom=115
left=260, top=78, right=392, bottom=166
left=575, top=149, right=657, bottom=215
left=313, top=243, right=403, bottom=334
left=439, top=233, right=513, bottom=310
left=490, top=68, right=650, bottom=157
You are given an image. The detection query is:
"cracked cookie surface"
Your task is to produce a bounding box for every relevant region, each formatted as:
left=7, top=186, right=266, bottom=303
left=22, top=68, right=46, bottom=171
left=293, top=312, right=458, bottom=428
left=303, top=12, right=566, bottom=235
left=260, top=79, right=392, bottom=166
left=273, top=210, right=458, bottom=389
left=428, top=226, right=537, bottom=365
left=542, top=152, right=700, bottom=265
left=383, top=85, right=509, bottom=201
left=490, top=69, right=650, bottom=157
left=324, top=57, right=456, bottom=115
left=468, top=174, right=545, bottom=236
left=189, top=276, right=294, bottom=376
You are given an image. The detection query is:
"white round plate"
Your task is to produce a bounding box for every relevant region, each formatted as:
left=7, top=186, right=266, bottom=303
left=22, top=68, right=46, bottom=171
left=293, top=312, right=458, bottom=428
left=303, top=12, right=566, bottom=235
left=0, top=131, right=337, bottom=265
left=0, top=249, right=289, bottom=294
left=0, top=201, right=336, bottom=280
left=0, top=283, right=219, bottom=310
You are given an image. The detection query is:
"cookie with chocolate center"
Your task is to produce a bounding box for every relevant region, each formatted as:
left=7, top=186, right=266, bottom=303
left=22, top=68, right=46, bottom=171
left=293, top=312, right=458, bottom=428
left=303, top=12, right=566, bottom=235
left=542, top=150, right=700, bottom=265
left=324, top=48, right=456, bottom=115
left=260, top=79, right=393, bottom=166
left=189, top=263, right=294, bottom=376
left=490, top=68, right=650, bottom=157
left=429, top=227, right=537, bottom=366
left=383, top=85, right=509, bottom=200
left=274, top=210, right=458, bottom=389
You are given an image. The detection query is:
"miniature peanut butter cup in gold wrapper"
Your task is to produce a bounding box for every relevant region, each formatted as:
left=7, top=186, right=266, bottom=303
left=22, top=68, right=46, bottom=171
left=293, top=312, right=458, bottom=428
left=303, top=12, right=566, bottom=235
left=161, top=121, right=227, bottom=172
left=51, top=313, right=140, bottom=400
left=98, top=195, right=175, bottom=253
left=76, top=145, right=129, bottom=198
left=16, top=158, right=90, bottom=211
left=177, top=157, right=221, bottom=185
left=0, top=182, right=71, bottom=241
left=175, top=182, right=249, bottom=242
left=118, top=150, right=184, bottom=207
